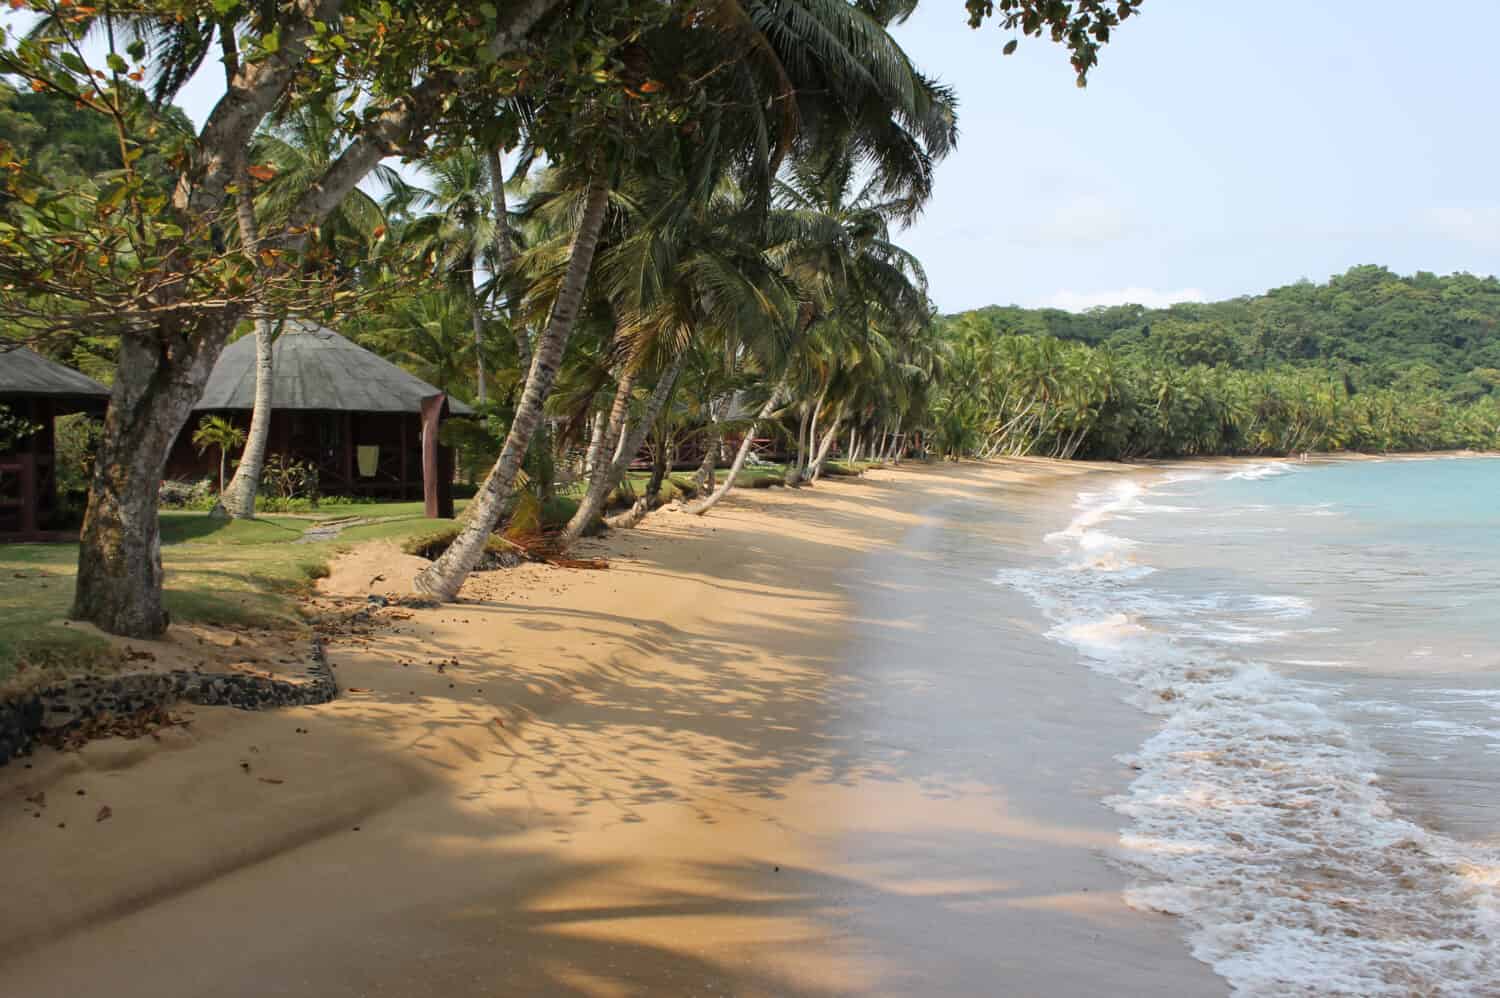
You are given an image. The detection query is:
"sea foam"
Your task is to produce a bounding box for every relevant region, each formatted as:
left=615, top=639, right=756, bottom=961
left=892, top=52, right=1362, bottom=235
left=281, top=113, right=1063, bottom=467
left=994, top=473, right=1500, bottom=995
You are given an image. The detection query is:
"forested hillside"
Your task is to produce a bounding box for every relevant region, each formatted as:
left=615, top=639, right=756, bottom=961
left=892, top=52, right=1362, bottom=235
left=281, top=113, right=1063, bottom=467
left=930, top=267, right=1500, bottom=459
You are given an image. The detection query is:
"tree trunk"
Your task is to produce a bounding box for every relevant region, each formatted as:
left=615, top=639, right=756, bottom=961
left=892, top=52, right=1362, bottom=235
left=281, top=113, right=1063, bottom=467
left=485, top=146, right=531, bottom=378
left=563, top=363, right=640, bottom=544
left=470, top=258, right=488, bottom=405
left=645, top=430, right=670, bottom=507
left=217, top=319, right=275, bottom=518
left=72, top=323, right=229, bottom=637
left=217, top=155, right=275, bottom=520
left=69, top=0, right=559, bottom=636
left=808, top=405, right=844, bottom=482
left=785, top=404, right=810, bottom=485
left=688, top=385, right=784, bottom=516
left=694, top=399, right=721, bottom=493
left=414, top=174, right=611, bottom=600
left=561, top=352, right=685, bottom=547
left=582, top=411, right=604, bottom=480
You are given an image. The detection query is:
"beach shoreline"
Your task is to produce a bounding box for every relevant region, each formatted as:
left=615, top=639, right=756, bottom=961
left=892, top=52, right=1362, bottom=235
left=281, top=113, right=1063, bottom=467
left=0, top=458, right=1222, bottom=996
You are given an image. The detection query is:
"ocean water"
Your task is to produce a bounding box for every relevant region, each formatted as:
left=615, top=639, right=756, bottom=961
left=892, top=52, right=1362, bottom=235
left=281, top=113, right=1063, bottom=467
left=996, top=457, right=1500, bottom=996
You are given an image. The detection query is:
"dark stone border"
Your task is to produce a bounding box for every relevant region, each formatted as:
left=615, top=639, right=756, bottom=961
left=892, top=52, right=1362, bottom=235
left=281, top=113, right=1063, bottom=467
left=0, top=638, right=336, bottom=767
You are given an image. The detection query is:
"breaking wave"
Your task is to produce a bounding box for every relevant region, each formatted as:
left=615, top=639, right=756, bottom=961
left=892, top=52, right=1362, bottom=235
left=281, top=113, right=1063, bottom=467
left=994, top=475, right=1500, bottom=995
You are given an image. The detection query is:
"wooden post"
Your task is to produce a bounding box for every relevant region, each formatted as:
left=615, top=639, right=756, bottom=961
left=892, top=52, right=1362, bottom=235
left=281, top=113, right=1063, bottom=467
left=420, top=394, right=445, bottom=518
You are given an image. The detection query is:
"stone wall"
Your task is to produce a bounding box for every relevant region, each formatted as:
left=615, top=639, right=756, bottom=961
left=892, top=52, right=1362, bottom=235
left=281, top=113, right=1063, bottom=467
left=0, top=639, right=336, bottom=767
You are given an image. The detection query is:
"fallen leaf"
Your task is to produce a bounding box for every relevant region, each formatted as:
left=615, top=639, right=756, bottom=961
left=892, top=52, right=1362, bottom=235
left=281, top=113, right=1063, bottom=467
left=257, top=777, right=285, bottom=785
left=96, top=806, right=112, bottom=822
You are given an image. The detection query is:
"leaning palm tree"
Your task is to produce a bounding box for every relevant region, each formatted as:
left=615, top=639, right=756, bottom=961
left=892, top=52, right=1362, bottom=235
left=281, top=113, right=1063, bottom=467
left=414, top=0, right=958, bottom=599
left=558, top=176, right=799, bottom=547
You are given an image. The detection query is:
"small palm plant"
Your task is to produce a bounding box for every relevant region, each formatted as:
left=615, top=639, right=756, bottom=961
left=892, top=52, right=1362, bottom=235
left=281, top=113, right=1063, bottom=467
left=192, top=416, right=246, bottom=493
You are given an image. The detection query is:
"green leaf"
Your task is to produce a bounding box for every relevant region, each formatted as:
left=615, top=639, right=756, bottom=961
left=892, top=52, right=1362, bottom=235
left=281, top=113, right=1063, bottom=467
left=1003, top=39, right=1019, bottom=55
left=59, top=52, right=89, bottom=75
left=105, top=53, right=128, bottom=74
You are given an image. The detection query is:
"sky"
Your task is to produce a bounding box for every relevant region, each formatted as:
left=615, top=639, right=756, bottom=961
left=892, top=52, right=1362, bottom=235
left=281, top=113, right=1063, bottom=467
left=11, top=2, right=1498, bottom=314
left=888, top=2, right=1500, bottom=312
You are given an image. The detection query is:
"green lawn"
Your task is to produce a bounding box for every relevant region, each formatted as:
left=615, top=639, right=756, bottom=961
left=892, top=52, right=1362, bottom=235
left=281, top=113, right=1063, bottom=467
left=0, top=504, right=462, bottom=689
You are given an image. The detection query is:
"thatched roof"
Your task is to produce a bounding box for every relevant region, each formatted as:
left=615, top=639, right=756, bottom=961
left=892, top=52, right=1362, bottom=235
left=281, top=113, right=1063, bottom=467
left=197, top=320, right=474, bottom=416
left=0, top=344, right=111, bottom=401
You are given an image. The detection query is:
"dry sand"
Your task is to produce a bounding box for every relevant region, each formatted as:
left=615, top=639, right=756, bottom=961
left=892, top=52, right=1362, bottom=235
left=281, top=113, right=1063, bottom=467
left=0, top=460, right=1223, bottom=996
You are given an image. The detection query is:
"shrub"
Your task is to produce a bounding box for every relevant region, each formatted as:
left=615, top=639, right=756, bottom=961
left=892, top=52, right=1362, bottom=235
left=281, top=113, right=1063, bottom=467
left=53, top=412, right=103, bottom=494
left=260, top=454, right=319, bottom=503
left=159, top=477, right=216, bottom=509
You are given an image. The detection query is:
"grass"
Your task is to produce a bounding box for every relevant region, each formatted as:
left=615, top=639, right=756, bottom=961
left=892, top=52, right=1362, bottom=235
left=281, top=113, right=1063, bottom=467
left=0, top=500, right=468, bottom=687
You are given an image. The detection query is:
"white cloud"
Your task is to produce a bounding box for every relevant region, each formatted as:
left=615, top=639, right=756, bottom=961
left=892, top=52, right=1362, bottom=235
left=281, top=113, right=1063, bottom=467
left=1017, top=195, right=1136, bottom=248
left=1427, top=205, right=1500, bottom=250
left=1043, top=287, right=1209, bottom=312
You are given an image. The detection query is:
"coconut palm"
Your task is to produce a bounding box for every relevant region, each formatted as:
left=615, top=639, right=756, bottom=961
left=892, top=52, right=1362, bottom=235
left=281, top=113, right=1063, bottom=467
left=386, top=148, right=503, bottom=405
left=557, top=175, right=799, bottom=546
left=415, top=0, right=959, bottom=598
left=192, top=416, right=245, bottom=494
left=218, top=100, right=389, bottom=520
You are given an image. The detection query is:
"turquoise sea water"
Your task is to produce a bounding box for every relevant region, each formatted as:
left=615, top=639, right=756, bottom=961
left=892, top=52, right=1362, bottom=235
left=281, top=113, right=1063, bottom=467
left=997, top=456, right=1500, bottom=996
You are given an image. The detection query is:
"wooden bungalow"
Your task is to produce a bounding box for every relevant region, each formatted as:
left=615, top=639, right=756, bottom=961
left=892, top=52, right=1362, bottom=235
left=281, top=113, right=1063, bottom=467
left=0, top=345, right=110, bottom=540
left=166, top=321, right=472, bottom=516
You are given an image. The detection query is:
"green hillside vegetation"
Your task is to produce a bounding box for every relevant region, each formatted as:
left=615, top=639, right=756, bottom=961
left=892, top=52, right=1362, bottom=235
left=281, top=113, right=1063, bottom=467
left=930, top=266, right=1500, bottom=459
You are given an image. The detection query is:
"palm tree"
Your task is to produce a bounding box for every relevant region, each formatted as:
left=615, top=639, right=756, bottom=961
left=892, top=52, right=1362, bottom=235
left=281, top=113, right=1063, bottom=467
left=357, top=289, right=486, bottom=399
left=414, top=0, right=958, bottom=597
left=386, top=148, right=501, bottom=404
left=192, top=416, right=245, bottom=494
left=218, top=100, right=389, bottom=520
left=558, top=175, right=799, bottom=547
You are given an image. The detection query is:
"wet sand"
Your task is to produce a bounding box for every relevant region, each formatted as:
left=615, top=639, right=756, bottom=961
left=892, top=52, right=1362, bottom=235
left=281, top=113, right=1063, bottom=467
left=0, top=460, right=1223, bottom=996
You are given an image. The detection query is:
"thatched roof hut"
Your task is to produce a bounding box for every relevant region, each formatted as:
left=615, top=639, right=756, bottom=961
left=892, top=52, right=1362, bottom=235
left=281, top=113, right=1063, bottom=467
left=197, top=320, right=473, bottom=416
left=167, top=322, right=469, bottom=513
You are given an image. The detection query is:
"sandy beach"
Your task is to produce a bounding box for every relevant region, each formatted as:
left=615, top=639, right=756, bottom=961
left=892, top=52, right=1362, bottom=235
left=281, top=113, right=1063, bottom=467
left=0, top=460, right=1223, bottom=996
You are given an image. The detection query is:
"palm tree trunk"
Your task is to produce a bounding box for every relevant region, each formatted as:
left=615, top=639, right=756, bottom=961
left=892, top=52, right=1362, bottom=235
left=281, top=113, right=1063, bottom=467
left=485, top=146, right=531, bottom=377
left=798, top=393, right=825, bottom=484
left=586, top=365, right=639, bottom=489
left=808, top=403, right=845, bottom=481
left=688, top=385, right=785, bottom=516
left=582, top=411, right=604, bottom=479
left=470, top=260, right=488, bottom=405
left=218, top=318, right=275, bottom=518
left=561, top=352, right=686, bottom=547
left=217, top=159, right=274, bottom=520
left=414, top=173, right=611, bottom=600
left=562, top=364, right=640, bottom=544
left=785, top=403, right=809, bottom=485
left=694, top=397, right=721, bottom=493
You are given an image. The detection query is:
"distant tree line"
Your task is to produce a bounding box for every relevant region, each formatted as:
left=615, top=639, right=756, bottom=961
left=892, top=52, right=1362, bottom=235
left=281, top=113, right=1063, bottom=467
left=929, top=266, right=1500, bottom=459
